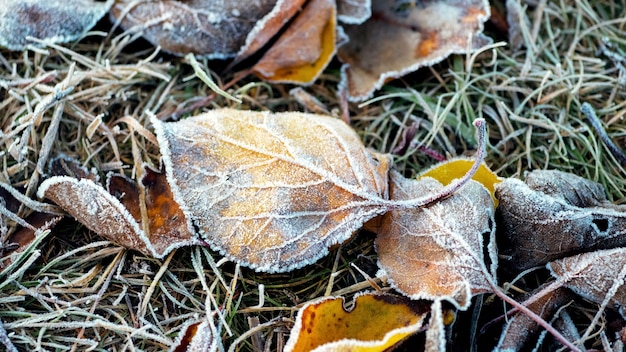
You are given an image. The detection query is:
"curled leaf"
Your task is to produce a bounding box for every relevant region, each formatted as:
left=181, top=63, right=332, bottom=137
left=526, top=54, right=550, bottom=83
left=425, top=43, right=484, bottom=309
left=284, top=292, right=430, bottom=352
left=37, top=165, right=198, bottom=258
left=496, top=170, right=626, bottom=272
left=252, top=0, right=338, bottom=84
left=152, top=109, right=392, bottom=272
left=0, top=0, right=112, bottom=50
left=374, top=171, right=497, bottom=309
left=337, top=0, right=492, bottom=101
left=169, top=317, right=222, bottom=352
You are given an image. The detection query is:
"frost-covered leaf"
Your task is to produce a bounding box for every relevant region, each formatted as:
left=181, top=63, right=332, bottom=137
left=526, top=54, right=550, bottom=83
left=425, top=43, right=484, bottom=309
left=374, top=171, right=497, bottom=309
left=252, top=0, right=338, bottom=84
left=284, top=292, right=429, bottom=352
left=337, top=0, right=492, bottom=101
left=152, top=109, right=393, bottom=273
left=37, top=165, right=199, bottom=257
left=110, top=0, right=280, bottom=58
left=336, top=0, right=371, bottom=24
left=549, top=248, right=626, bottom=310
left=496, top=170, right=626, bottom=272
left=170, top=317, right=222, bottom=352
left=0, top=0, right=112, bottom=50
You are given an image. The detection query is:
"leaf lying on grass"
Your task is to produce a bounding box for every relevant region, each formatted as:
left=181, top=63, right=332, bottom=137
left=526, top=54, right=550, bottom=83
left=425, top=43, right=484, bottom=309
left=496, top=169, right=626, bottom=272
left=170, top=317, right=222, bottom=352
left=0, top=0, right=112, bottom=50
left=373, top=171, right=497, bottom=310
left=37, top=164, right=199, bottom=258
left=284, top=292, right=430, bottom=352
left=336, top=0, right=492, bottom=101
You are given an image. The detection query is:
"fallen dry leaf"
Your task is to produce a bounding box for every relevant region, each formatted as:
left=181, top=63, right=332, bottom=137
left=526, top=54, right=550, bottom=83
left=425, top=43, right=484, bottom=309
left=337, top=0, right=492, bottom=101
left=0, top=0, right=112, bottom=50
left=284, top=292, right=430, bottom=352
left=336, top=0, right=371, bottom=24
left=152, top=108, right=393, bottom=272
left=496, top=170, right=626, bottom=272
left=110, top=0, right=280, bottom=57
left=170, top=317, right=222, bottom=352
left=252, top=0, right=337, bottom=84
left=374, top=171, right=497, bottom=309
left=548, top=247, right=626, bottom=310
left=37, top=165, right=199, bottom=258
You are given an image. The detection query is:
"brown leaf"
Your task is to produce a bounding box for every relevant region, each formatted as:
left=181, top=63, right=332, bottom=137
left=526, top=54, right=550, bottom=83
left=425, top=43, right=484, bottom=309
left=110, top=0, right=279, bottom=57
left=152, top=109, right=392, bottom=272
left=0, top=0, right=111, bottom=50
left=548, top=247, right=626, bottom=310
left=252, top=0, right=338, bottom=84
left=374, top=171, right=497, bottom=309
left=337, top=0, right=492, bottom=101
left=496, top=170, right=626, bottom=272
left=37, top=165, right=198, bottom=257
left=284, top=292, right=430, bottom=352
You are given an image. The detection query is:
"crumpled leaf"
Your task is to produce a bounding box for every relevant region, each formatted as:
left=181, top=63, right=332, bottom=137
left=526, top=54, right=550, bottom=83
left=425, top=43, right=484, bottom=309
left=496, top=169, right=626, bottom=272
left=548, top=247, right=626, bottom=311
left=337, top=0, right=492, bottom=101
left=252, top=0, right=337, bottom=84
left=169, top=317, right=222, bottom=352
left=0, top=0, right=112, bottom=50
left=284, top=292, right=430, bottom=352
left=418, top=157, right=501, bottom=206
left=374, top=171, right=497, bottom=309
left=110, top=0, right=280, bottom=58
left=37, top=165, right=199, bottom=257
left=152, top=108, right=393, bottom=272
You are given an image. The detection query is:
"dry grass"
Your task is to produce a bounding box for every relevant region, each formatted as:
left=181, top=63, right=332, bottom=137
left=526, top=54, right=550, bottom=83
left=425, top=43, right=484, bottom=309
left=1, top=0, right=626, bottom=351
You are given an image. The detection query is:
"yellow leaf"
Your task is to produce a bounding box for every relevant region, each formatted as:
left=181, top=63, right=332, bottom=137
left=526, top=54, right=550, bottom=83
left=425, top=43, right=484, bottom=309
left=284, top=293, right=429, bottom=352
left=418, top=157, right=501, bottom=206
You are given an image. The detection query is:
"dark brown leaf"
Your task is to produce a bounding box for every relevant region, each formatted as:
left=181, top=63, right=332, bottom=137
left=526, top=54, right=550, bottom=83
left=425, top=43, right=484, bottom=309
left=496, top=170, right=626, bottom=272
left=0, top=0, right=111, bottom=50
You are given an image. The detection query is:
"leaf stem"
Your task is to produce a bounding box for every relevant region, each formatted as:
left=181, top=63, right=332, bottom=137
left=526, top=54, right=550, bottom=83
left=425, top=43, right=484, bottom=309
left=394, top=118, right=487, bottom=209
left=490, top=283, right=582, bottom=352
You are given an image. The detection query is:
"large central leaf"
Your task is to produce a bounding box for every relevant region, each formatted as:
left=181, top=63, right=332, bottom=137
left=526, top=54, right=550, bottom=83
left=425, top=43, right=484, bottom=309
left=152, top=109, right=391, bottom=272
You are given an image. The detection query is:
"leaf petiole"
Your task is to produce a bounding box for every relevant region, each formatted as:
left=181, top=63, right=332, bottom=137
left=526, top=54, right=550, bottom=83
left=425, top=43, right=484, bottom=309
left=392, top=118, right=487, bottom=209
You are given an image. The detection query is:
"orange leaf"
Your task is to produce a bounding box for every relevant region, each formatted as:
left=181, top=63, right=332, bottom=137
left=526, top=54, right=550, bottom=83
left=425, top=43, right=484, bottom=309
left=253, top=0, right=337, bottom=84
left=170, top=317, right=222, bottom=352
left=284, top=292, right=429, bottom=352
left=374, top=171, right=497, bottom=309
left=152, top=109, right=392, bottom=272
left=337, top=0, right=492, bottom=101
left=37, top=164, right=199, bottom=257
left=418, top=157, right=501, bottom=206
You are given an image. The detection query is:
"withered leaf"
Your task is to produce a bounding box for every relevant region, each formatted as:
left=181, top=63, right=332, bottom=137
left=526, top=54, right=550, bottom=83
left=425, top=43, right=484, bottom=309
left=284, top=292, right=430, bottom=352
left=496, top=170, right=626, bottom=272
left=152, top=109, right=393, bottom=273
left=337, top=0, right=492, bottom=101
left=336, top=0, right=371, bottom=24
left=0, top=0, right=112, bottom=50
left=374, top=171, right=497, bottom=309
left=548, top=247, right=626, bottom=311
left=252, top=0, right=337, bottom=84
left=37, top=165, right=198, bottom=258
left=110, top=0, right=280, bottom=57
left=170, top=317, right=222, bottom=352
